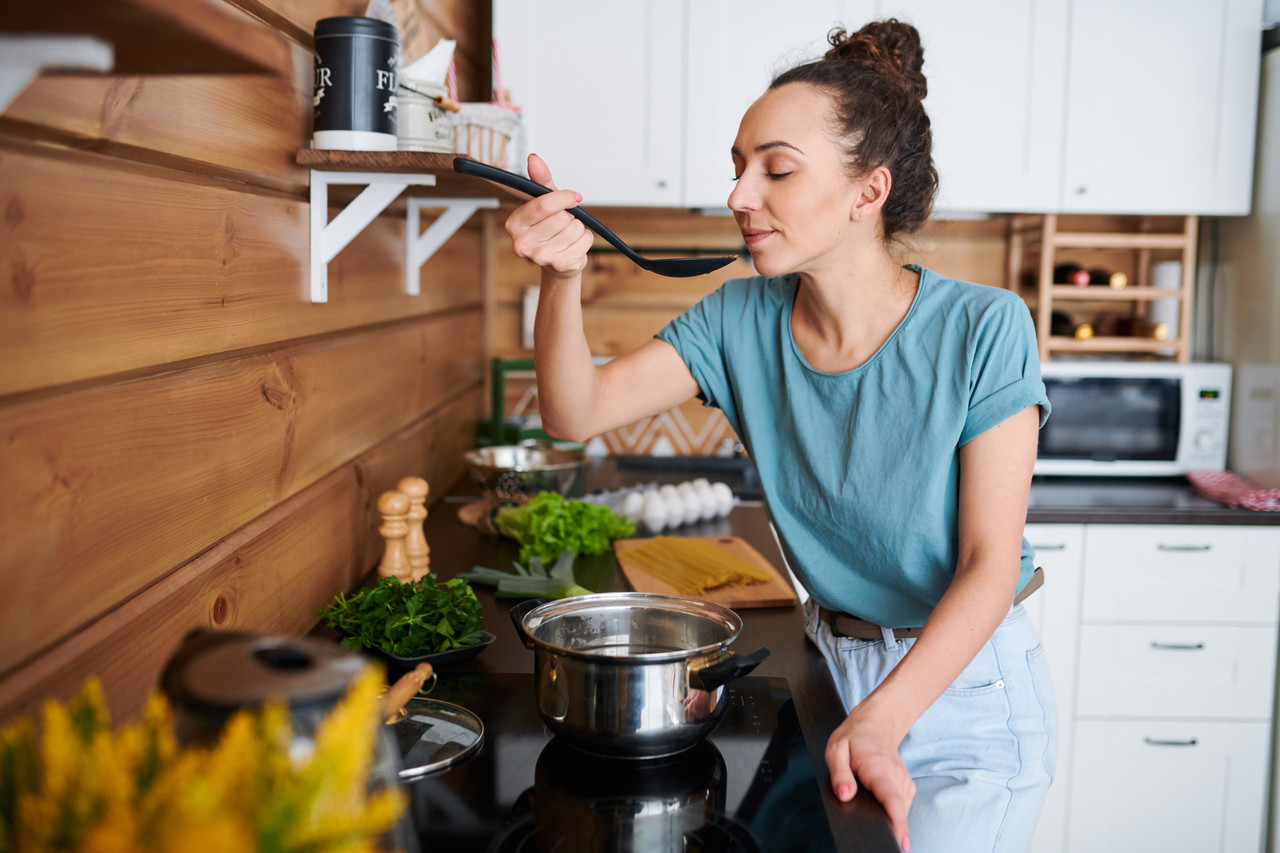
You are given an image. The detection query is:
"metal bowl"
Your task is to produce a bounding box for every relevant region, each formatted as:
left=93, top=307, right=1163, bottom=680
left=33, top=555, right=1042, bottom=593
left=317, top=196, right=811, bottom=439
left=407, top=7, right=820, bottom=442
left=464, top=440, right=587, bottom=501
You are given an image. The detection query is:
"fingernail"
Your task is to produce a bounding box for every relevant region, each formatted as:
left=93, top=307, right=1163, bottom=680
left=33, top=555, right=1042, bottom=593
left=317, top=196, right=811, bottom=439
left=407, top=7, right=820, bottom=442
left=574, top=192, right=583, bottom=202
left=836, top=784, right=851, bottom=801
left=900, top=834, right=910, bottom=852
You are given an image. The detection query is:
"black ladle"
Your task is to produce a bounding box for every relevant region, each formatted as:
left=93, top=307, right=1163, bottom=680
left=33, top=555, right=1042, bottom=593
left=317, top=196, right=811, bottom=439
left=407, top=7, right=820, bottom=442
left=453, top=158, right=737, bottom=278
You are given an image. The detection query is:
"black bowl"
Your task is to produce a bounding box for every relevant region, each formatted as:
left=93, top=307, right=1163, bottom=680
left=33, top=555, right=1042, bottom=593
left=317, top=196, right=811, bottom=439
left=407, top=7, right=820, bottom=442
left=362, top=631, right=496, bottom=675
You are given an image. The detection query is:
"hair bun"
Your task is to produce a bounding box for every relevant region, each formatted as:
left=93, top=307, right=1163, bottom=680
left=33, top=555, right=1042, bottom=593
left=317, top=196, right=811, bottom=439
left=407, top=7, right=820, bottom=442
left=825, top=19, right=927, bottom=101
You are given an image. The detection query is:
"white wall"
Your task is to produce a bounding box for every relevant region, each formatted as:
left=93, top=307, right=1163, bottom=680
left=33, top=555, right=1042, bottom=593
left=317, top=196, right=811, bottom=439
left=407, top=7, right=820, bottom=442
left=1215, top=47, right=1280, bottom=488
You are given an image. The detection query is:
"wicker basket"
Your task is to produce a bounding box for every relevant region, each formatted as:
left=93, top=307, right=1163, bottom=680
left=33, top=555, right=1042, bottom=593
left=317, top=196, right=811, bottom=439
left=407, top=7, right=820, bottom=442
left=451, top=103, right=524, bottom=171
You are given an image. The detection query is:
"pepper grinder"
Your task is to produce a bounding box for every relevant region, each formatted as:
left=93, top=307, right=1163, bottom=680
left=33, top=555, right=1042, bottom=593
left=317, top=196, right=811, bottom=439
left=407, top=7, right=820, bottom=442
left=397, top=476, right=431, bottom=581
left=376, top=489, right=413, bottom=581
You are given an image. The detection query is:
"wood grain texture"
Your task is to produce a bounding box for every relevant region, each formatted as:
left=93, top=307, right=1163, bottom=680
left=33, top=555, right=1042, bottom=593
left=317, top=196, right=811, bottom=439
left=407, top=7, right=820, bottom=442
left=3, top=0, right=291, bottom=75
left=0, top=389, right=482, bottom=724
left=614, top=536, right=798, bottom=609
left=0, top=146, right=484, bottom=397
left=0, top=311, right=483, bottom=676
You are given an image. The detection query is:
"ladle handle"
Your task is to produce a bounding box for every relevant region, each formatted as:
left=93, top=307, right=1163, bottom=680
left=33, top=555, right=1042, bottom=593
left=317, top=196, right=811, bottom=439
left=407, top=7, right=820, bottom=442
left=452, top=158, right=638, bottom=261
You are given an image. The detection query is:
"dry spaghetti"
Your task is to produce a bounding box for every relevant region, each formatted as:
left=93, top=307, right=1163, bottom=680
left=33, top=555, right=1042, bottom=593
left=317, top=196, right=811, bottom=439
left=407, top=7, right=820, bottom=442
left=623, top=536, right=774, bottom=595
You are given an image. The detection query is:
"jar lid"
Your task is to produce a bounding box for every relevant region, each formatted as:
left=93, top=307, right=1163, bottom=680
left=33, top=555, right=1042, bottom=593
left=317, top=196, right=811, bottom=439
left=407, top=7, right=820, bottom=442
left=161, top=631, right=368, bottom=715
left=314, top=16, right=398, bottom=40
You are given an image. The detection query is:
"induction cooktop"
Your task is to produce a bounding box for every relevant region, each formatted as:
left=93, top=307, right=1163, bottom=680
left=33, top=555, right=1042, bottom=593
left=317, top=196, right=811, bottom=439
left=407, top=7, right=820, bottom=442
left=400, top=673, right=835, bottom=853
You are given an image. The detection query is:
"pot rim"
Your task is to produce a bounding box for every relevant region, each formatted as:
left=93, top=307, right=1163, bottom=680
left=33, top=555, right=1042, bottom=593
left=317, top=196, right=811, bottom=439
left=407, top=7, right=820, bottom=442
left=516, top=592, right=743, bottom=663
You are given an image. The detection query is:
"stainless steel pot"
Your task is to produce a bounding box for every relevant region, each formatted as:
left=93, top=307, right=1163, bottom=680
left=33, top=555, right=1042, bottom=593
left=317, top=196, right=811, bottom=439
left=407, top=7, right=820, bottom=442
left=510, top=593, right=770, bottom=758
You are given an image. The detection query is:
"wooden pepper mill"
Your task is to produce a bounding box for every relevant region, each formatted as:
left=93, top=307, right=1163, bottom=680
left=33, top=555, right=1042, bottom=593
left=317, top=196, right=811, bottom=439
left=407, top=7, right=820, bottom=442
left=376, top=489, right=413, bottom=581
left=398, top=476, right=431, bottom=581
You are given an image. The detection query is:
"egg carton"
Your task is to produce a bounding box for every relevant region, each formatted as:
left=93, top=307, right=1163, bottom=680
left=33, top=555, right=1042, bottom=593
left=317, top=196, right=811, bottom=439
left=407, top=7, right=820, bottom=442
left=586, top=479, right=736, bottom=534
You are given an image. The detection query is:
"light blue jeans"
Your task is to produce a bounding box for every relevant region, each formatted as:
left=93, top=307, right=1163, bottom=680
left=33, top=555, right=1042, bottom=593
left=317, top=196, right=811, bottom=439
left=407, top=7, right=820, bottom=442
left=804, top=600, right=1058, bottom=852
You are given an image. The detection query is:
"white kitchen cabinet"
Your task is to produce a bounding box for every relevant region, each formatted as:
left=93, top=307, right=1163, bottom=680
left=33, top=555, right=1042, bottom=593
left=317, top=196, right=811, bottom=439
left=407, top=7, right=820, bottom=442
left=1025, top=522, right=1280, bottom=853
left=498, top=0, right=1263, bottom=215
left=1024, top=524, right=1086, bottom=853
left=1060, top=0, right=1264, bottom=215
left=1068, top=719, right=1270, bottom=853
left=875, top=0, right=1068, bottom=215
left=492, top=0, right=685, bottom=205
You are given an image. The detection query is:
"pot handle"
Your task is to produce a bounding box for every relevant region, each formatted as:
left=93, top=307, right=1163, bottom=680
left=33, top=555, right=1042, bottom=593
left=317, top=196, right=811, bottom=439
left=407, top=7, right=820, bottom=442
left=692, top=646, right=771, bottom=691
left=508, top=598, right=548, bottom=649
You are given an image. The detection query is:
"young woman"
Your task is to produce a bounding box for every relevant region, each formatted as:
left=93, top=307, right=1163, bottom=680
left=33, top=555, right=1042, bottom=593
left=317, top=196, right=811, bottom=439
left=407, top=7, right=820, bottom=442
left=503, top=20, right=1055, bottom=852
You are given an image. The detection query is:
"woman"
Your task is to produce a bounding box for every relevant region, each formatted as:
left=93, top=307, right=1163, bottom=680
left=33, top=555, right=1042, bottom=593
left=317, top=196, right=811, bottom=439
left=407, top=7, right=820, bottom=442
left=504, top=19, right=1055, bottom=852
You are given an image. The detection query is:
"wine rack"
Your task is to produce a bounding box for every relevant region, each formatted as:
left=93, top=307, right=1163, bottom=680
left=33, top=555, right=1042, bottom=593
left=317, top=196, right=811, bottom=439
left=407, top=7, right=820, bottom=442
left=1007, top=214, right=1198, bottom=362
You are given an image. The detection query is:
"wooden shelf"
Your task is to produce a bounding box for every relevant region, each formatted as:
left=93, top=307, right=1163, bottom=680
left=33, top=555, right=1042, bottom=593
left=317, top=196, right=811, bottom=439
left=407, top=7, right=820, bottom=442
left=1047, top=336, right=1181, bottom=354
left=1047, top=286, right=1186, bottom=301
left=296, top=151, right=526, bottom=200
left=1007, top=213, right=1197, bottom=363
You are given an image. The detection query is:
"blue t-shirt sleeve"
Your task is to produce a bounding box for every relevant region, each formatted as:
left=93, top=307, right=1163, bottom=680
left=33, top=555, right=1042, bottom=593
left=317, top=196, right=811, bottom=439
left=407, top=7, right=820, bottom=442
left=960, top=295, right=1051, bottom=445
left=655, top=283, right=743, bottom=431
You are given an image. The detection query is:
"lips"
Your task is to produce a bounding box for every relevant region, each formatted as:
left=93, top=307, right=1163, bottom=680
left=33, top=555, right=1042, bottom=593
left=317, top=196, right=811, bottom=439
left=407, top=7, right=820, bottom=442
left=740, top=227, right=773, bottom=247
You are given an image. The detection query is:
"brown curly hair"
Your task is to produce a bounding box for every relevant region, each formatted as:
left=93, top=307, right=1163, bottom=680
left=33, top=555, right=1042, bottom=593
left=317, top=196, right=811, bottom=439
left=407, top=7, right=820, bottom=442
left=770, top=19, right=938, bottom=242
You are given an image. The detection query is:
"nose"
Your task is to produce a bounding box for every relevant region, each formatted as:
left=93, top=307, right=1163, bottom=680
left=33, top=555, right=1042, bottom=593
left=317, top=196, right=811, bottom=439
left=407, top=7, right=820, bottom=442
left=727, top=175, right=758, bottom=213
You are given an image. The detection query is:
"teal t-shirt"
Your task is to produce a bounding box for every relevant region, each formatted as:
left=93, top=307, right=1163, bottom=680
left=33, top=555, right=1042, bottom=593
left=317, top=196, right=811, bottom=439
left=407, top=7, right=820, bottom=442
left=656, top=265, right=1050, bottom=628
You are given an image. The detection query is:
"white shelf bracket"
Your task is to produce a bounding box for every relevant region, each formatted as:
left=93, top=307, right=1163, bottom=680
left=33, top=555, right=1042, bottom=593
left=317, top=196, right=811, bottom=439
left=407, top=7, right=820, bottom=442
left=405, top=197, right=499, bottom=295
left=309, top=169, right=438, bottom=303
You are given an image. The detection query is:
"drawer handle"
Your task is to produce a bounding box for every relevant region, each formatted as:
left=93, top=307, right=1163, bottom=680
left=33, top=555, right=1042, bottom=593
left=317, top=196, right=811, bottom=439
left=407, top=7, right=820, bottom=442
left=1031, top=543, right=1066, bottom=551
left=1143, top=737, right=1198, bottom=748
left=1150, top=641, right=1205, bottom=651
left=1156, top=543, right=1212, bottom=552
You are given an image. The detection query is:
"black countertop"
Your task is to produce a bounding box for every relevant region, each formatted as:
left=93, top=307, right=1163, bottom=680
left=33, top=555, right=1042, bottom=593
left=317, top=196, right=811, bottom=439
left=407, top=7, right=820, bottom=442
left=420, top=466, right=900, bottom=853
left=1026, top=475, right=1279, bottom=525
left=606, top=455, right=1278, bottom=526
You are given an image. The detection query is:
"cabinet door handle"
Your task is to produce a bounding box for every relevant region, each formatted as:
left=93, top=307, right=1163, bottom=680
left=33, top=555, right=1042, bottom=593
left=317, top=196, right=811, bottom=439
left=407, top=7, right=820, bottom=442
left=1143, top=737, right=1198, bottom=747
left=1150, top=641, right=1205, bottom=651
left=1031, top=543, right=1066, bottom=551
left=1156, top=543, right=1212, bottom=552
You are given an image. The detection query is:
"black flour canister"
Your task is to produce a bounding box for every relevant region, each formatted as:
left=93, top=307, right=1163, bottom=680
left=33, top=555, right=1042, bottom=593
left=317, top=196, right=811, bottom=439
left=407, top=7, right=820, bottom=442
left=313, top=16, right=399, bottom=150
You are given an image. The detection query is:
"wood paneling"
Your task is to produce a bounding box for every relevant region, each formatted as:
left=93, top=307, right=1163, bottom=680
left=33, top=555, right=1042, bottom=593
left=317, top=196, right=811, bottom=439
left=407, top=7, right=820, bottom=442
left=0, top=144, right=484, bottom=397
left=0, top=310, right=482, bottom=676
left=0, top=389, right=482, bottom=723
left=0, top=0, right=492, bottom=726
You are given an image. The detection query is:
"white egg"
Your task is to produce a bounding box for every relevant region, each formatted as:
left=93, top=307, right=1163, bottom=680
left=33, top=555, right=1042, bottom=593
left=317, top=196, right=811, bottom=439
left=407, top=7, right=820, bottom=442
left=711, top=482, right=735, bottom=517
left=641, top=491, right=668, bottom=533
left=663, top=491, right=687, bottom=526
left=620, top=491, right=646, bottom=522
left=693, top=480, right=717, bottom=520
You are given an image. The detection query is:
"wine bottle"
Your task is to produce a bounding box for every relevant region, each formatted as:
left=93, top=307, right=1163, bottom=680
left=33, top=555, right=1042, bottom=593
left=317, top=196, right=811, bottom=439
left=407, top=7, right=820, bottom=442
left=1050, top=310, right=1076, bottom=337
left=1053, top=263, right=1091, bottom=287
left=1088, top=268, right=1129, bottom=289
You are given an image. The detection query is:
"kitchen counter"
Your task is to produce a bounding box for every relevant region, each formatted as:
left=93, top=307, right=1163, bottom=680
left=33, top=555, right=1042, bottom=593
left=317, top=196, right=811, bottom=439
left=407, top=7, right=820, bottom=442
left=418, top=467, right=899, bottom=853
left=1027, top=475, right=1279, bottom=525
left=604, top=454, right=1279, bottom=526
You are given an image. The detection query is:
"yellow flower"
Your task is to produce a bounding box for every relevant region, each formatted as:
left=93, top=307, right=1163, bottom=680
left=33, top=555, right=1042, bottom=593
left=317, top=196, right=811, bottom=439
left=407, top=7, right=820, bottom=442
left=0, top=664, right=407, bottom=853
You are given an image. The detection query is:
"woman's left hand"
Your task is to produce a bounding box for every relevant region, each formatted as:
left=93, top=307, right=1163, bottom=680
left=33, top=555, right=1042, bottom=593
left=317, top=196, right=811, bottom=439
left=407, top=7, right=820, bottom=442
left=826, top=704, right=915, bottom=851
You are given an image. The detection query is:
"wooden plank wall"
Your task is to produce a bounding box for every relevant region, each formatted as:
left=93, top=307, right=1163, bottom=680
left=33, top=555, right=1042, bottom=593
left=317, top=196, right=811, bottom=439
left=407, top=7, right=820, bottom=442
left=0, top=0, right=492, bottom=723
left=491, top=206, right=1012, bottom=448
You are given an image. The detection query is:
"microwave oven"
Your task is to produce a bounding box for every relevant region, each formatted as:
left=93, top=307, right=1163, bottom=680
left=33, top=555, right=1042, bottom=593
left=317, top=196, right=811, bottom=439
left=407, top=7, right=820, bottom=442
left=1034, top=361, right=1231, bottom=477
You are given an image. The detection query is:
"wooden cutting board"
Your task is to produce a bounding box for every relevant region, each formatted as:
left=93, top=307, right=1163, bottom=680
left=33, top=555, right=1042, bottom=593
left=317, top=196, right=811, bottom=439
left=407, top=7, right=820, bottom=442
left=613, top=536, right=798, bottom=609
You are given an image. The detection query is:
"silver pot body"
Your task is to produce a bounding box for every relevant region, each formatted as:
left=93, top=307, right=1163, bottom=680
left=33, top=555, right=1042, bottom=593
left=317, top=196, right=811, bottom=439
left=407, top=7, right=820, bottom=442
left=510, top=593, right=769, bottom=758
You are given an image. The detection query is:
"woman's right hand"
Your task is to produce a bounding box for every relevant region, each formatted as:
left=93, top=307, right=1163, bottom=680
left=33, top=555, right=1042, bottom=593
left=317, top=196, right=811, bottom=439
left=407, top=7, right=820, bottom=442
left=504, top=153, right=595, bottom=280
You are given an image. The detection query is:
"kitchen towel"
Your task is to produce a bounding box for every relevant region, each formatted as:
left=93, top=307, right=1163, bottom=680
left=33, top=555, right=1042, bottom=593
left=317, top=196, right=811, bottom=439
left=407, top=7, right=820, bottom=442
left=1187, top=470, right=1280, bottom=511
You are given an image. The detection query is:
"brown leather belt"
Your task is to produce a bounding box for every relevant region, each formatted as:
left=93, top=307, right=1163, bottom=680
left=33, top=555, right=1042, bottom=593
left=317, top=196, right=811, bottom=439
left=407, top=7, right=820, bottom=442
left=818, top=567, right=1045, bottom=641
